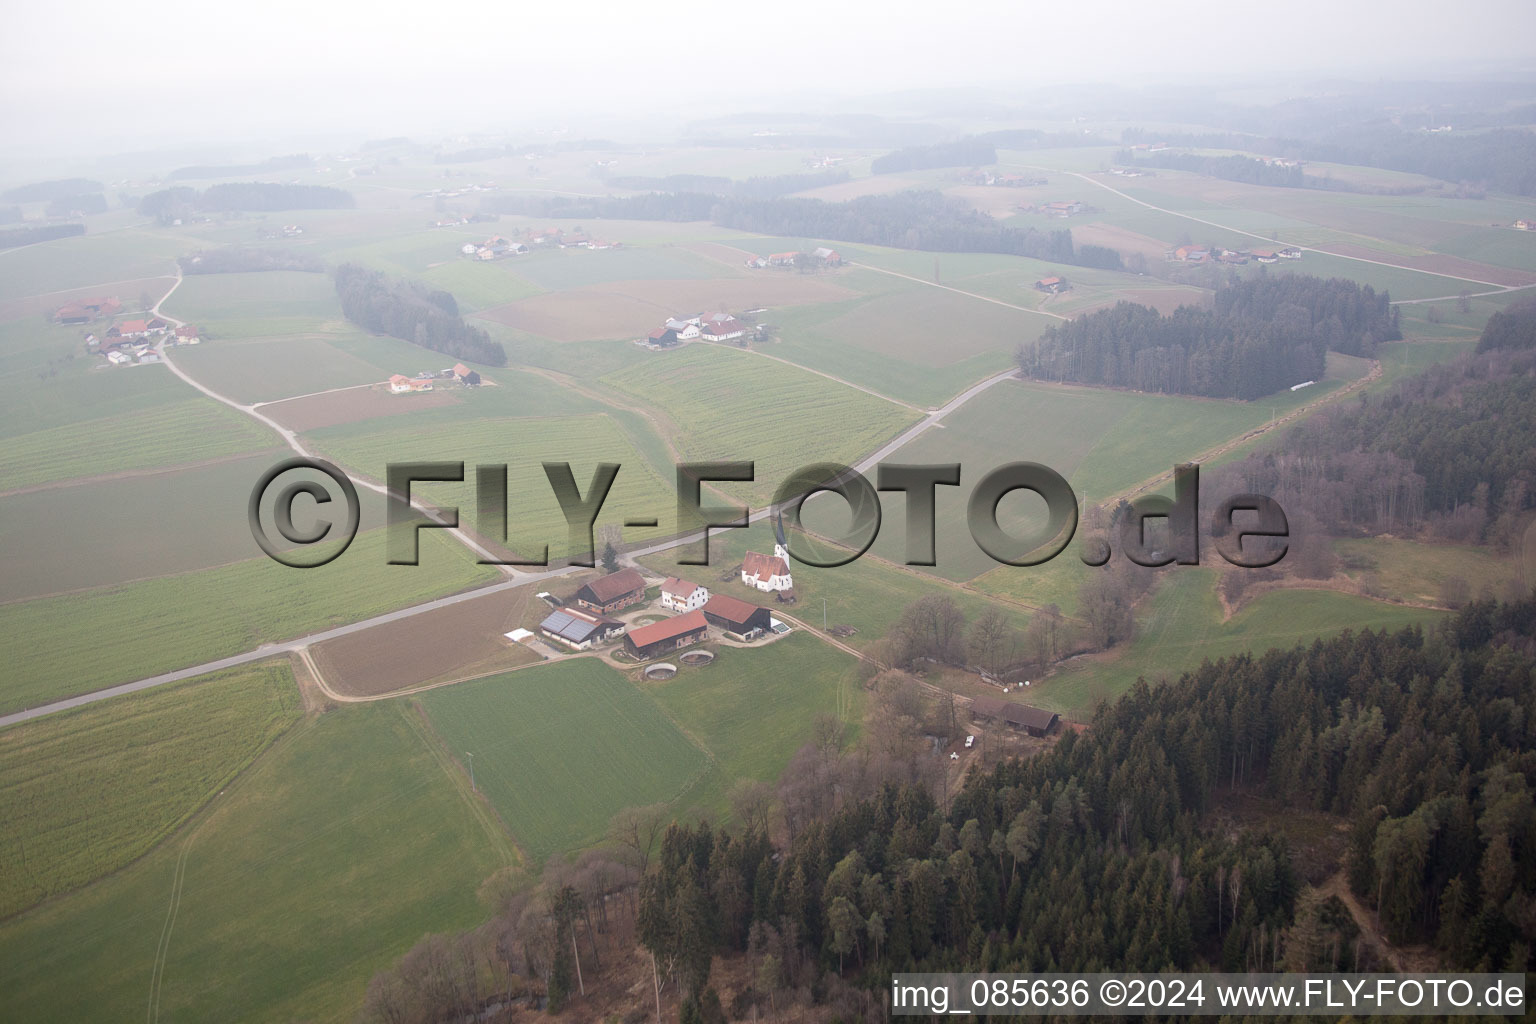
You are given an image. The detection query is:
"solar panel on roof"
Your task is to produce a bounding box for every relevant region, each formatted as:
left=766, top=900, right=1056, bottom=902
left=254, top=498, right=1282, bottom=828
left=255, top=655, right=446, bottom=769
left=541, top=610, right=600, bottom=643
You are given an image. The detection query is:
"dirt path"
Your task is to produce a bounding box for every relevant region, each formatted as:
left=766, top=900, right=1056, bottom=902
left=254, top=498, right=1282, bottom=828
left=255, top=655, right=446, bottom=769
left=852, top=262, right=1071, bottom=321
left=1317, top=871, right=1439, bottom=973
left=151, top=264, right=517, bottom=573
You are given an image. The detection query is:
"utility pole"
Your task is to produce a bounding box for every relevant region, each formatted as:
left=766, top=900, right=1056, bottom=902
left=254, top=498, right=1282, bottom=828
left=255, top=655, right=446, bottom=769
left=465, top=751, right=476, bottom=792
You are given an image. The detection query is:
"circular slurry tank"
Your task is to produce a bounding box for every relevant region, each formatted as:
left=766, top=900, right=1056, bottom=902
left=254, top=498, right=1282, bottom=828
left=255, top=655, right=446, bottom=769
left=643, top=662, right=678, bottom=680
left=679, top=650, right=715, bottom=666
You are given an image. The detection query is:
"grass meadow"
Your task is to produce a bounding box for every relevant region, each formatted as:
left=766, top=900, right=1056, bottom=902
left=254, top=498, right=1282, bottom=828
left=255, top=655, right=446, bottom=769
left=0, top=661, right=301, bottom=919
left=601, top=345, right=921, bottom=507
left=307, top=411, right=693, bottom=559
left=0, top=397, right=279, bottom=491
left=419, top=659, right=708, bottom=859
left=0, top=701, right=511, bottom=1023
left=1032, top=568, right=1444, bottom=715
left=0, top=527, right=497, bottom=713
left=647, top=631, right=864, bottom=814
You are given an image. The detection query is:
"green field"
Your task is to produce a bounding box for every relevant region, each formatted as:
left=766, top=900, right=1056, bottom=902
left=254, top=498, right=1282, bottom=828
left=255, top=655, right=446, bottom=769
left=805, top=377, right=1332, bottom=583
left=160, top=270, right=341, bottom=332
left=0, top=527, right=497, bottom=713
left=0, top=453, right=403, bottom=602
left=0, top=661, right=300, bottom=919
left=419, top=659, right=709, bottom=859
left=602, top=345, right=921, bottom=506
left=0, top=701, right=510, bottom=1023
left=647, top=631, right=864, bottom=813
left=418, top=259, right=545, bottom=311
left=0, top=356, right=194, bottom=437
left=307, top=411, right=692, bottom=558
left=765, top=271, right=1056, bottom=406
left=0, top=228, right=185, bottom=301
left=1335, top=535, right=1528, bottom=606
left=169, top=333, right=407, bottom=402
left=503, top=244, right=718, bottom=290
left=0, top=397, right=278, bottom=491
left=1033, top=568, right=1445, bottom=715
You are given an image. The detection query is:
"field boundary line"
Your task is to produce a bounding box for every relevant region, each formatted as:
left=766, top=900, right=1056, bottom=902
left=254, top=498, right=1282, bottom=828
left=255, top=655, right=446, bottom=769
left=1036, top=166, right=1521, bottom=291
left=696, top=337, right=925, bottom=411
left=251, top=381, right=382, bottom=408
left=399, top=702, right=520, bottom=868
left=847, top=262, right=1071, bottom=321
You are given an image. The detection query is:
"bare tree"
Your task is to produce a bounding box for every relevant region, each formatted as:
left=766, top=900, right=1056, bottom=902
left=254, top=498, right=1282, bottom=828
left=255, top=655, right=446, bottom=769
left=607, top=803, right=670, bottom=876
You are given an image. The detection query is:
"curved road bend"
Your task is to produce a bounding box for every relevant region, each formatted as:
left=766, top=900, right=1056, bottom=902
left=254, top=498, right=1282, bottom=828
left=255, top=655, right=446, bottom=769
left=150, top=270, right=514, bottom=570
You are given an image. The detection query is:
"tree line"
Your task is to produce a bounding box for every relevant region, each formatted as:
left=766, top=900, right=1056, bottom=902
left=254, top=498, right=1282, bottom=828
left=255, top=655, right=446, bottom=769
left=599, top=169, right=850, bottom=199
left=486, top=189, right=1125, bottom=270
left=0, top=223, right=85, bottom=247
left=1, top=177, right=103, bottom=203
left=1115, top=149, right=1314, bottom=189
left=1121, top=126, right=1536, bottom=197
left=1207, top=343, right=1536, bottom=549
left=139, top=182, right=354, bottom=223
left=1017, top=274, right=1397, bottom=399
left=334, top=263, right=506, bottom=366
left=871, top=138, right=998, bottom=174
left=167, top=154, right=313, bottom=180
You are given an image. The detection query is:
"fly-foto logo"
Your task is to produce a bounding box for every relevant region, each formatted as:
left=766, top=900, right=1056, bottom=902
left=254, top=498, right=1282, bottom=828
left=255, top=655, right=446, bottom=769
left=248, top=458, right=1288, bottom=571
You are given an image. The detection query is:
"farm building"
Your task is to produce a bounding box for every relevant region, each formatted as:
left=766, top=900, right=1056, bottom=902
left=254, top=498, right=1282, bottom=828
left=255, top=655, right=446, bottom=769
left=1516, top=220, right=1533, bottom=231
left=1278, top=247, right=1302, bottom=260
left=741, top=516, right=794, bottom=597
left=1043, top=200, right=1083, bottom=217
left=538, top=607, right=625, bottom=650
left=700, top=313, right=745, bottom=342
left=660, top=577, right=709, bottom=612
left=1034, top=276, right=1068, bottom=294
left=647, top=326, right=680, bottom=347
left=388, top=374, right=433, bottom=394
left=174, top=325, right=201, bottom=344
left=624, top=610, right=708, bottom=660
left=573, top=568, right=647, bottom=614
left=701, top=593, right=772, bottom=640
left=54, top=295, right=120, bottom=324
left=811, top=247, right=843, bottom=266
left=969, top=697, right=1060, bottom=737
left=766, top=252, right=800, bottom=267
left=664, top=318, right=701, bottom=340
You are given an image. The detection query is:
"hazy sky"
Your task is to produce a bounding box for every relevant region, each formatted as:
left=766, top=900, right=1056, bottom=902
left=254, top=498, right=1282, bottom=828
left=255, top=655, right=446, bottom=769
left=3, top=0, right=1533, bottom=158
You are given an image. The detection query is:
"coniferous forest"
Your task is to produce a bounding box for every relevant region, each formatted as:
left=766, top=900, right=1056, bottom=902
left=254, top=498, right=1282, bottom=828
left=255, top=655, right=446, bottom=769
left=1017, top=275, right=1398, bottom=399
left=334, top=263, right=506, bottom=366
left=631, top=597, right=1536, bottom=1018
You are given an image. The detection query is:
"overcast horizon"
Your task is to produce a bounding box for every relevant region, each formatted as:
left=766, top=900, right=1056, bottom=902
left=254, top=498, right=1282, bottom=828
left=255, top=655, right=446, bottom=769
left=3, top=0, right=1535, bottom=170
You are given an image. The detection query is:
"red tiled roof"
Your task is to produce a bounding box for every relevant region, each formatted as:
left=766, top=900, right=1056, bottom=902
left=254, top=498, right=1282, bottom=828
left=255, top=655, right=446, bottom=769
left=175, top=324, right=199, bottom=337
left=627, top=610, right=707, bottom=648
left=742, top=551, right=788, bottom=580
left=117, top=319, right=148, bottom=334
left=701, top=593, right=766, bottom=627
left=580, top=568, right=645, bottom=603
